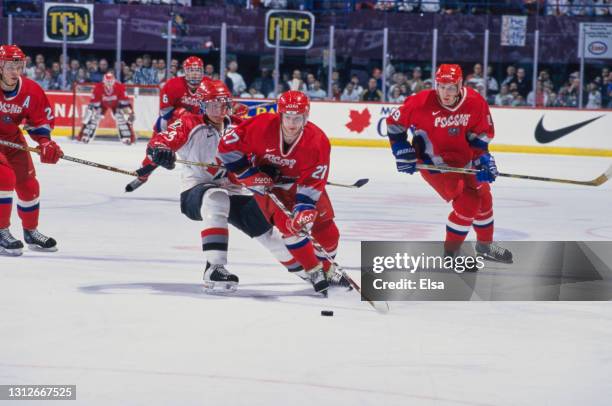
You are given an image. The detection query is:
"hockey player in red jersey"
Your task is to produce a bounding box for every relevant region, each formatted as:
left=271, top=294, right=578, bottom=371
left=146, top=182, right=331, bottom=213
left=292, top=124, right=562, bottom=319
left=146, top=80, right=305, bottom=291
left=218, top=91, right=348, bottom=294
left=76, top=72, right=136, bottom=145
left=0, top=44, right=63, bottom=256
left=155, top=56, right=208, bottom=133
left=124, top=57, right=208, bottom=192
left=386, top=64, right=512, bottom=264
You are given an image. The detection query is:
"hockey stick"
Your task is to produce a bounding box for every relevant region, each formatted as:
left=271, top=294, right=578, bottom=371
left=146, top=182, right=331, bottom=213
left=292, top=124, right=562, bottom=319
left=276, top=176, right=369, bottom=189
left=0, top=139, right=138, bottom=177
left=417, top=163, right=612, bottom=187
left=266, top=192, right=389, bottom=314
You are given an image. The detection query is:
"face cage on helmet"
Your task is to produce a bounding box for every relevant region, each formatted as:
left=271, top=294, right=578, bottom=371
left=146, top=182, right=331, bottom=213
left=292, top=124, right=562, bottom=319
left=0, top=59, right=25, bottom=72
left=184, top=67, right=204, bottom=86
left=201, top=98, right=232, bottom=116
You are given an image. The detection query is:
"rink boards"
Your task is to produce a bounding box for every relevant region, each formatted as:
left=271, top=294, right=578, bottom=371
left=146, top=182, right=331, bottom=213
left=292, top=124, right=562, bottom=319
left=44, top=92, right=612, bottom=157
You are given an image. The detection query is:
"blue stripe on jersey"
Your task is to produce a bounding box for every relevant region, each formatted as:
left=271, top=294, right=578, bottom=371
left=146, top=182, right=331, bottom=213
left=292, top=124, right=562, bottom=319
left=224, top=155, right=250, bottom=173
left=446, top=225, right=469, bottom=236
left=286, top=237, right=309, bottom=250
left=295, top=193, right=316, bottom=207
left=28, top=128, right=52, bottom=136
left=17, top=203, right=40, bottom=212
left=0, top=197, right=12, bottom=205
left=473, top=220, right=494, bottom=229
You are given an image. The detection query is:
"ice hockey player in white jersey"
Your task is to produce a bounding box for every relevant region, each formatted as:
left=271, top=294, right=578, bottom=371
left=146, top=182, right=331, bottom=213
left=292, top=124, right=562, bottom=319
left=144, top=80, right=309, bottom=292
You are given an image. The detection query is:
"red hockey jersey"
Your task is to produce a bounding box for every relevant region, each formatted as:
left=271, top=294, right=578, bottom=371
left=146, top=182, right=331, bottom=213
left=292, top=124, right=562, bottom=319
left=218, top=113, right=331, bottom=206
left=0, top=76, right=54, bottom=142
left=90, top=82, right=131, bottom=111
left=386, top=87, right=494, bottom=169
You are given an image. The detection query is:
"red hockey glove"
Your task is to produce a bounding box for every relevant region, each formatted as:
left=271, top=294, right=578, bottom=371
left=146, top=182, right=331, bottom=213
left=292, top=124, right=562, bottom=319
left=37, top=138, right=63, bottom=164
left=237, top=167, right=273, bottom=195
left=288, top=204, right=318, bottom=234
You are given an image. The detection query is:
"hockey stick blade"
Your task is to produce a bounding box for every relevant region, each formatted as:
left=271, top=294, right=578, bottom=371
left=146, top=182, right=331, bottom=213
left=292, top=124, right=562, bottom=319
left=326, top=178, right=370, bottom=189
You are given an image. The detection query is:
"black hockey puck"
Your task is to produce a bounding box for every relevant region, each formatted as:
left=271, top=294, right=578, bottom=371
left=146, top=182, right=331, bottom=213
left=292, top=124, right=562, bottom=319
left=321, top=310, right=334, bottom=317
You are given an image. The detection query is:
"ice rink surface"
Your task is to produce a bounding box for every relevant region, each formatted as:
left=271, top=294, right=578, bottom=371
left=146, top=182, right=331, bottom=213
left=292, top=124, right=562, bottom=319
left=1, top=139, right=611, bottom=405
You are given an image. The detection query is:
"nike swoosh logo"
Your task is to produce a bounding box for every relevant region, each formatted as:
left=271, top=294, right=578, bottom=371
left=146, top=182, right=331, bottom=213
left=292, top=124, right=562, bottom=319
left=432, top=111, right=440, bottom=116
left=535, top=115, right=604, bottom=144
left=265, top=148, right=275, bottom=152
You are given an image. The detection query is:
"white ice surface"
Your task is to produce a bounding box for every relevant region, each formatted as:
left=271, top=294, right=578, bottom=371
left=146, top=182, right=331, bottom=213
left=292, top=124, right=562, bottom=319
left=1, top=139, right=611, bottom=405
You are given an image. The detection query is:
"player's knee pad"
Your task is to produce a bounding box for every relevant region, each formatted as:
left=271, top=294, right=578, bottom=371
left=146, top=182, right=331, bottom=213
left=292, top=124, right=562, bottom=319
left=0, top=164, right=17, bottom=191
left=477, top=183, right=493, bottom=213
left=202, top=188, right=230, bottom=222
left=452, top=187, right=480, bottom=219
left=312, top=220, right=340, bottom=255
left=228, top=195, right=272, bottom=238
left=180, top=184, right=218, bottom=221
left=15, top=177, right=40, bottom=202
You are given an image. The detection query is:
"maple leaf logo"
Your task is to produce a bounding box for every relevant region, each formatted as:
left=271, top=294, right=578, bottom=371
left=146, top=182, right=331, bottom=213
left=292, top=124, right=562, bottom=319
left=345, top=108, right=371, bottom=133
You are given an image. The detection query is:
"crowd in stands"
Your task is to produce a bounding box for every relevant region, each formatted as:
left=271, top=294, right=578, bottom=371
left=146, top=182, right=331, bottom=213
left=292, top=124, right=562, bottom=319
left=22, top=51, right=612, bottom=108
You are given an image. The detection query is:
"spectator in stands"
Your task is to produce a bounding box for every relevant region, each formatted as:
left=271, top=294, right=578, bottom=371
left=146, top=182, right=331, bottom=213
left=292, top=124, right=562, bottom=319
left=585, top=82, right=602, bottom=108
left=331, top=83, right=342, bottom=101
left=546, top=0, right=570, bottom=15
left=527, top=80, right=549, bottom=107
left=537, top=69, right=554, bottom=90
left=122, top=65, right=135, bottom=84
left=287, top=69, right=306, bottom=91
left=407, top=67, right=424, bottom=93
left=156, top=59, right=167, bottom=83
left=607, top=72, right=612, bottom=107
left=66, top=59, right=81, bottom=88
left=99, top=58, right=110, bottom=75
left=486, top=65, right=499, bottom=102
left=87, top=59, right=103, bottom=83
left=512, top=67, right=530, bottom=98
left=340, top=82, right=361, bottom=102
left=422, top=0, right=441, bottom=12
left=399, top=83, right=410, bottom=97
left=268, top=83, right=285, bottom=99
left=501, top=65, right=517, bottom=87
left=205, top=64, right=215, bottom=78
left=76, top=68, right=88, bottom=85
left=307, top=80, right=327, bottom=100
left=388, top=86, right=406, bottom=103
left=569, top=0, right=593, bottom=15
left=49, top=62, right=62, bottom=90
left=362, top=78, right=383, bottom=101
left=466, top=63, right=485, bottom=87
left=24, top=56, right=36, bottom=79
left=372, top=67, right=383, bottom=90
left=423, top=78, right=433, bottom=90
left=134, top=54, right=157, bottom=85
left=397, top=0, right=419, bottom=12
left=389, top=72, right=407, bottom=96
left=330, top=70, right=342, bottom=89
left=227, top=60, right=247, bottom=96
left=495, top=84, right=514, bottom=106
left=35, top=54, right=45, bottom=69
left=305, top=72, right=317, bottom=91
left=594, top=0, right=611, bottom=15
left=349, top=74, right=364, bottom=95
left=252, top=67, right=274, bottom=97
left=602, top=69, right=611, bottom=106
left=34, top=66, right=49, bottom=90
left=241, top=86, right=265, bottom=99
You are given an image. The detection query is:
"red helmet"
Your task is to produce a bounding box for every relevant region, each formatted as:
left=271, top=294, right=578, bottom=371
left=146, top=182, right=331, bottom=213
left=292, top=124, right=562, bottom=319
left=196, top=79, right=231, bottom=103
left=0, top=44, right=26, bottom=62
left=277, top=91, right=310, bottom=115
left=435, top=64, right=463, bottom=85
left=0, top=45, right=26, bottom=72
left=183, top=56, right=204, bottom=86
left=103, top=72, right=115, bottom=87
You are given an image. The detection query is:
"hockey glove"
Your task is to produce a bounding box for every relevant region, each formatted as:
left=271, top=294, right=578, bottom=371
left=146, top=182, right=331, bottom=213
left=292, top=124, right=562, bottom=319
left=237, top=167, right=273, bottom=195
left=391, top=139, right=417, bottom=174
left=148, top=144, right=176, bottom=170
left=474, top=153, right=498, bottom=183
left=289, top=203, right=318, bottom=234
left=37, top=138, right=63, bottom=164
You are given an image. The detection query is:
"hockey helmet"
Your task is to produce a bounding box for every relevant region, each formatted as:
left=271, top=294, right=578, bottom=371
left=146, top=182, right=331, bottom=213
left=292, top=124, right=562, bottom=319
left=103, top=72, right=116, bottom=89
left=277, top=91, right=310, bottom=115
left=0, top=44, right=26, bottom=70
left=435, top=64, right=463, bottom=86
left=196, top=79, right=232, bottom=116
left=183, top=56, right=204, bottom=87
